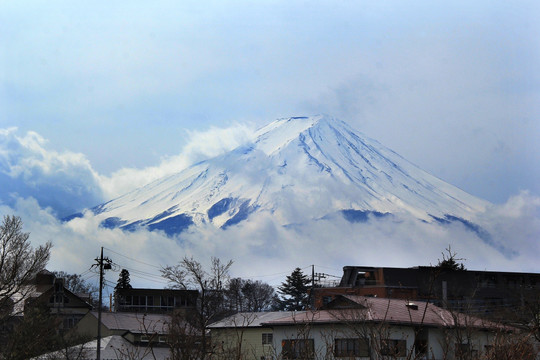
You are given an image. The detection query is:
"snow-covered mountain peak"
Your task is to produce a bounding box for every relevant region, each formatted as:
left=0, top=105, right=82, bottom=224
left=253, top=116, right=320, bottom=155
left=84, top=115, right=490, bottom=236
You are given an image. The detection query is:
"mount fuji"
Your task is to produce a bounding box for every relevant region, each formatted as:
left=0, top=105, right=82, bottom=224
left=85, top=115, right=489, bottom=236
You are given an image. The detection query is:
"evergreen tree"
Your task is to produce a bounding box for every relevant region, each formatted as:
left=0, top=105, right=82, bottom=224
left=278, top=268, right=311, bottom=311
left=115, top=269, right=132, bottom=290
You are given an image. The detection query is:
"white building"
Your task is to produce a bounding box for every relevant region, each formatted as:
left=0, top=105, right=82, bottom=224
left=210, top=295, right=515, bottom=360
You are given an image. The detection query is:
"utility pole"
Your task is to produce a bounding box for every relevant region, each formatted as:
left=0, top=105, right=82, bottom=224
left=92, top=247, right=112, bottom=360
left=308, top=264, right=315, bottom=309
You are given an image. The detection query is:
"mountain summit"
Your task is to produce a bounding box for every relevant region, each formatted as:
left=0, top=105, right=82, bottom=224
left=91, top=115, right=489, bottom=235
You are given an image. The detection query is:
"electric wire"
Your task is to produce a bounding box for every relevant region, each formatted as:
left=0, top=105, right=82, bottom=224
left=103, top=247, right=162, bottom=269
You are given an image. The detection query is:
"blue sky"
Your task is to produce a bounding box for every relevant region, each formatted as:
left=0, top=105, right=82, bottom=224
left=1, top=1, right=539, bottom=285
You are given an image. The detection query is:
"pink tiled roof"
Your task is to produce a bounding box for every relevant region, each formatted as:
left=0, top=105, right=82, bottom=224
left=265, top=296, right=508, bottom=330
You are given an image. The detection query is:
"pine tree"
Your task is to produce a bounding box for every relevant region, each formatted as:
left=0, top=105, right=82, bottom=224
left=278, top=267, right=311, bottom=311
left=115, top=269, right=132, bottom=290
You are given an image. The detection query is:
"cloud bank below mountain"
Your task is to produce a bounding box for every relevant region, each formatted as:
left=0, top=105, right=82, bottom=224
left=1, top=191, right=538, bottom=288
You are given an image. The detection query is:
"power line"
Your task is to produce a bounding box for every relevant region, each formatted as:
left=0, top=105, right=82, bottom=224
left=108, top=261, right=170, bottom=286
left=103, top=247, right=162, bottom=269
left=110, top=261, right=166, bottom=280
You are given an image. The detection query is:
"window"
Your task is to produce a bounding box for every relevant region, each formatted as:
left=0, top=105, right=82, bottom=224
left=334, top=338, right=369, bottom=357
left=281, top=339, right=314, bottom=359
left=121, top=295, right=132, bottom=305
left=140, top=335, right=150, bottom=343
left=50, top=294, right=65, bottom=305
left=322, top=296, right=333, bottom=306
left=455, top=343, right=477, bottom=359
left=262, top=333, right=273, bottom=345
left=380, top=339, right=406, bottom=357
left=63, top=317, right=76, bottom=329
left=175, top=296, right=188, bottom=307
left=161, top=295, right=175, bottom=308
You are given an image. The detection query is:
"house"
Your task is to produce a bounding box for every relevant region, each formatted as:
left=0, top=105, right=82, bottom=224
left=114, top=287, right=198, bottom=314
left=1, top=270, right=94, bottom=355
left=311, top=266, right=540, bottom=319
left=271, top=296, right=514, bottom=359
left=208, top=312, right=296, bottom=360
left=33, top=335, right=170, bottom=360
left=69, top=311, right=203, bottom=359
left=210, top=296, right=517, bottom=360
left=74, top=311, right=171, bottom=345
left=32, top=277, right=93, bottom=329
left=9, top=270, right=92, bottom=330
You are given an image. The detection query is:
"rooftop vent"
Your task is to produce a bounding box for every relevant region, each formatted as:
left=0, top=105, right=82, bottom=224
left=406, top=302, right=418, bottom=310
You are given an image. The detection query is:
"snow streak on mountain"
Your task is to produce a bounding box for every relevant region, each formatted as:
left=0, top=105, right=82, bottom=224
left=89, top=115, right=489, bottom=235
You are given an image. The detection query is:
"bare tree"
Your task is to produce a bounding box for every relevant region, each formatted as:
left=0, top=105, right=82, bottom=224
left=0, top=215, right=51, bottom=323
left=225, top=278, right=279, bottom=312
left=161, top=256, right=233, bottom=360
left=483, top=330, right=537, bottom=360
left=167, top=311, right=204, bottom=360
left=435, top=245, right=466, bottom=271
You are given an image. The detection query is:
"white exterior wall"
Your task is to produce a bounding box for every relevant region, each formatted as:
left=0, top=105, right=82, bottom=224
left=211, top=327, right=276, bottom=360
left=271, top=324, right=496, bottom=360
left=272, top=324, right=416, bottom=360
left=426, top=327, right=496, bottom=359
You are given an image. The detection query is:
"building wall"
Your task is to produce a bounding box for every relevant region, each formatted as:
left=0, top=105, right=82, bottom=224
left=114, top=288, right=198, bottom=314
left=427, top=326, right=496, bottom=359
left=338, top=266, right=540, bottom=318
left=270, top=323, right=496, bottom=360
left=271, top=324, right=415, bottom=360
left=73, top=312, right=124, bottom=339
left=211, top=327, right=275, bottom=360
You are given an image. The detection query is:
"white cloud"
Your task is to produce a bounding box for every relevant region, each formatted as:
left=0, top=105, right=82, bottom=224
left=0, top=124, right=255, bottom=216
left=0, top=128, right=103, bottom=217
left=98, top=123, right=255, bottom=199
left=1, top=188, right=538, bottom=292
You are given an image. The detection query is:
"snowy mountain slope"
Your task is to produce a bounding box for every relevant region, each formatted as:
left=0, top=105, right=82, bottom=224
left=89, top=115, right=489, bottom=235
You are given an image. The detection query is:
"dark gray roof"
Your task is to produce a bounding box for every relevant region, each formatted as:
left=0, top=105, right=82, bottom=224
left=208, top=312, right=296, bottom=329
left=91, top=311, right=170, bottom=334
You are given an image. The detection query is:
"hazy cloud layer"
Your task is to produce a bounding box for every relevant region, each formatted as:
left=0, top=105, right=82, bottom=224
left=1, top=190, right=538, bottom=291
